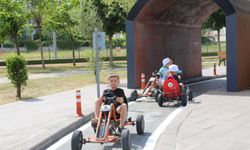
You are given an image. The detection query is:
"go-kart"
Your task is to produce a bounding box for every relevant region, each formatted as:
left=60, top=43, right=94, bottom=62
left=156, top=76, right=193, bottom=107
left=129, top=71, right=161, bottom=101
left=71, top=90, right=145, bottom=150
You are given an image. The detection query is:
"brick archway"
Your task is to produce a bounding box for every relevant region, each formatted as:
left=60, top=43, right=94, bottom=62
left=126, top=0, right=250, bottom=91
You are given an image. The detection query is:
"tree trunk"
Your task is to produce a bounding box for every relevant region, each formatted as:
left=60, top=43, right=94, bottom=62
left=70, top=34, right=76, bottom=66
left=16, top=84, right=21, bottom=99
left=217, top=29, right=221, bottom=52
left=52, top=31, right=58, bottom=60
left=109, top=36, right=113, bottom=67
left=72, top=49, right=76, bottom=66
left=14, top=37, right=20, bottom=55
left=39, top=34, right=45, bottom=68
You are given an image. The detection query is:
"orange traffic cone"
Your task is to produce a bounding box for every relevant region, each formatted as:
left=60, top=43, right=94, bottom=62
left=141, top=73, right=146, bottom=90
left=76, top=90, right=84, bottom=117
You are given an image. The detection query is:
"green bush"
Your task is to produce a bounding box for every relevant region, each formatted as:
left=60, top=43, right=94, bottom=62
left=57, top=40, right=82, bottom=50
left=201, top=36, right=215, bottom=45
left=112, top=37, right=126, bottom=48
left=24, top=40, right=39, bottom=51
left=6, top=56, right=28, bottom=99
left=3, top=40, right=15, bottom=48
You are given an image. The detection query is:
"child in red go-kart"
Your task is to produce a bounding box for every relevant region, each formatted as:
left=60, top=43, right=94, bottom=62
left=156, top=64, right=193, bottom=107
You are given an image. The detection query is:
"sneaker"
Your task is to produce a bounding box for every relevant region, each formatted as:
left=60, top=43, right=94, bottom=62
left=91, top=118, right=98, bottom=128
left=116, top=126, right=124, bottom=135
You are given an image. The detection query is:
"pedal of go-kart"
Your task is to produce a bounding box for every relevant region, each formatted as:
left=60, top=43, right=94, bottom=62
left=127, top=117, right=132, bottom=122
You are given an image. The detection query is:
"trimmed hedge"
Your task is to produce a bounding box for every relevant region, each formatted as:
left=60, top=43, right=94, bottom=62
left=0, top=56, right=127, bottom=66
left=201, top=52, right=217, bottom=57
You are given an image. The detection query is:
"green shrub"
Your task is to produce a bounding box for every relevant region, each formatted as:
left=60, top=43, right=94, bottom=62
left=3, top=40, right=15, bottom=48
left=201, top=36, right=215, bottom=45
left=111, top=37, right=126, bottom=48
left=6, top=56, right=28, bottom=99
left=57, top=40, right=82, bottom=50
left=24, top=40, right=39, bottom=51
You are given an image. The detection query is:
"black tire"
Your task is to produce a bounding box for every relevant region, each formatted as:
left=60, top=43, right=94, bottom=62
left=136, top=115, right=145, bottom=135
left=154, top=89, right=159, bottom=102
left=71, top=130, right=83, bottom=150
left=181, top=93, right=187, bottom=106
left=121, top=129, right=131, bottom=150
left=157, top=94, right=164, bottom=107
left=188, top=90, right=193, bottom=101
left=130, top=90, right=138, bottom=101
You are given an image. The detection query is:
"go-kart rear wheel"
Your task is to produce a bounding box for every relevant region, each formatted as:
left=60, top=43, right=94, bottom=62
left=121, top=129, right=131, bottom=150
left=188, top=90, right=193, bottom=101
left=129, top=90, right=138, bottom=101
left=180, top=93, right=187, bottom=106
left=71, top=130, right=83, bottom=150
left=157, top=94, right=164, bottom=107
left=136, top=115, right=145, bottom=135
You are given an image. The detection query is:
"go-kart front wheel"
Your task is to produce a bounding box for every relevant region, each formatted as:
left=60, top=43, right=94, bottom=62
left=136, top=114, right=145, bottom=135
left=71, top=130, right=83, bottom=150
left=157, top=94, right=164, bottom=107
left=121, top=129, right=131, bottom=150
left=129, top=90, right=138, bottom=101
left=180, top=93, right=187, bottom=106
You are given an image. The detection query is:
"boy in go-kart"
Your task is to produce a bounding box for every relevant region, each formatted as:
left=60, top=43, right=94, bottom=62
left=157, top=57, right=182, bottom=86
left=91, top=74, right=127, bottom=135
left=168, top=64, right=184, bottom=90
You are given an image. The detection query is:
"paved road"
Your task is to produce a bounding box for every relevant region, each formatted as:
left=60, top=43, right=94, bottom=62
left=48, top=78, right=226, bottom=150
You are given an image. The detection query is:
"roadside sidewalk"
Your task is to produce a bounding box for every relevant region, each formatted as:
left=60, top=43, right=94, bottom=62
left=155, top=83, right=250, bottom=150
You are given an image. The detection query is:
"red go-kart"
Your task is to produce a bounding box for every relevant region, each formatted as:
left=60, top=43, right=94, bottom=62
left=156, top=76, right=193, bottom=107
left=71, top=90, right=145, bottom=150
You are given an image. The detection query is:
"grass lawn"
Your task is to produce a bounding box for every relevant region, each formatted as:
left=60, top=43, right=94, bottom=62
left=201, top=43, right=226, bottom=53
left=202, top=56, right=221, bottom=68
left=0, top=48, right=127, bottom=61
left=0, top=61, right=127, bottom=77
left=0, top=69, right=127, bottom=105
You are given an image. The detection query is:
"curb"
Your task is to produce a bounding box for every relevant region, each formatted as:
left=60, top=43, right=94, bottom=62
left=30, top=112, right=94, bottom=150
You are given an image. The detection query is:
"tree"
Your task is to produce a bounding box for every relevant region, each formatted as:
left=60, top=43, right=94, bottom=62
left=93, top=0, right=131, bottom=66
left=45, top=0, right=80, bottom=66
left=78, top=0, right=103, bottom=43
left=6, top=55, right=28, bottom=99
left=0, top=0, right=29, bottom=55
left=202, top=9, right=226, bottom=52
left=25, top=0, right=51, bottom=68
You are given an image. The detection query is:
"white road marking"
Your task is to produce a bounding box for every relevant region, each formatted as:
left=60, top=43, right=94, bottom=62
left=47, top=101, right=135, bottom=150
left=143, top=107, right=184, bottom=150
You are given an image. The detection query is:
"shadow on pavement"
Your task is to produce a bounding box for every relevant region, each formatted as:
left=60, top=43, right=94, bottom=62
left=102, top=132, right=152, bottom=150
left=21, top=98, right=44, bottom=102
